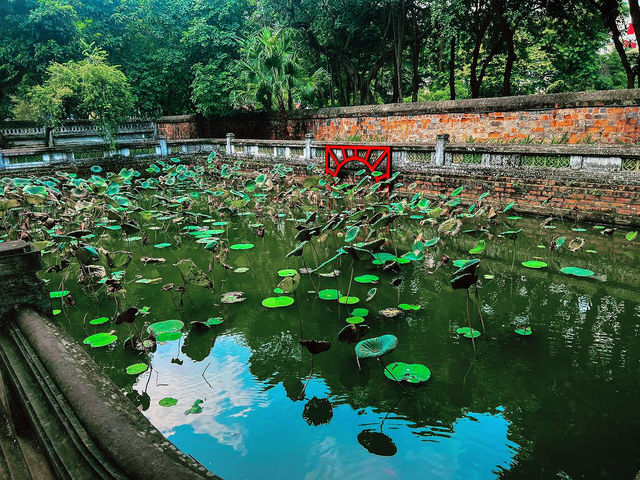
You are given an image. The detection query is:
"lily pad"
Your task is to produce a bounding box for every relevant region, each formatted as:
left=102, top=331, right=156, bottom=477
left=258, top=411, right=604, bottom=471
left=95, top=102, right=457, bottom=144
left=383, top=362, right=431, bottom=383
left=318, top=289, right=341, bottom=301
left=456, top=327, right=481, bottom=338
left=338, top=295, right=359, bottom=305
left=262, top=296, right=295, bottom=308
left=147, top=319, right=184, bottom=335
left=514, top=326, right=533, bottom=336
left=346, top=316, right=365, bottom=324
left=560, top=266, right=595, bottom=277
left=159, top=397, right=178, bottom=407
left=89, top=316, right=109, bottom=325
left=126, top=363, right=148, bottom=375
left=278, top=269, right=298, bottom=277
left=230, top=243, right=255, bottom=250
left=354, top=274, right=379, bottom=284
left=83, top=332, right=117, bottom=348
left=522, top=260, right=548, bottom=269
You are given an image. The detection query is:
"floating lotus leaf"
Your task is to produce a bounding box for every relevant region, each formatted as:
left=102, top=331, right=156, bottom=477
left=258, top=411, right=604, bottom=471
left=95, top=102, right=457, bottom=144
left=159, top=397, right=178, bottom=407
left=49, top=290, right=70, bottom=298
left=83, top=332, right=117, bottom=348
left=515, top=326, right=533, bottom=336
left=185, top=399, right=204, bottom=415
left=154, top=243, right=172, bottom=248
left=626, top=231, right=637, bottom=242
left=398, top=303, right=420, bottom=311
left=278, top=273, right=300, bottom=293
left=262, top=296, right=294, bottom=308
left=278, top=269, right=298, bottom=277
left=383, top=361, right=431, bottom=383
left=126, top=363, right=148, bottom=375
left=354, top=274, right=379, bottom=284
left=351, top=308, right=369, bottom=317
left=456, top=327, right=481, bottom=338
left=147, top=319, right=184, bottom=335
left=346, top=316, right=365, bottom=324
left=522, top=260, right=547, bottom=269
left=318, top=289, right=341, bottom=300
left=234, top=267, right=249, bottom=273
left=355, top=335, right=398, bottom=359
left=338, top=295, right=359, bottom=305
left=560, top=266, right=595, bottom=277
left=451, top=186, right=464, bottom=197
left=230, top=243, right=254, bottom=250
left=469, top=240, right=486, bottom=254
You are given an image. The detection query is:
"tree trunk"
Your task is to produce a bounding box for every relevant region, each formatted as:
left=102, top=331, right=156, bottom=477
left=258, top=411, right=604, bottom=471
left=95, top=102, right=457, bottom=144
left=596, top=0, right=635, bottom=88
left=411, top=13, right=421, bottom=102
left=502, top=22, right=516, bottom=96
left=449, top=36, right=456, bottom=100
left=629, top=0, right=640, bottom=87
left=391, top=0, right=406, bottom=103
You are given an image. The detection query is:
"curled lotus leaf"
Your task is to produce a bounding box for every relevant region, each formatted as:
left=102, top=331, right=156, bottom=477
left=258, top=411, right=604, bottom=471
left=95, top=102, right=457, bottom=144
left=355, top=334, right=398, bottom=359
left=175, top=259, right=213, bottom=288
left=278, top=273, right=300, bottom=293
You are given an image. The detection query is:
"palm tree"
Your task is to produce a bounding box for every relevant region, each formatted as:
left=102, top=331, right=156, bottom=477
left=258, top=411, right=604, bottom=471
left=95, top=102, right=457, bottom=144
left=235, top=28, right=327, bottom=138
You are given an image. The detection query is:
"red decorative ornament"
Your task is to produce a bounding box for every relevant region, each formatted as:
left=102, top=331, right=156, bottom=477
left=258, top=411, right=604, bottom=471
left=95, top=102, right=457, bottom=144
left=325, top=145, right=392, bottom=182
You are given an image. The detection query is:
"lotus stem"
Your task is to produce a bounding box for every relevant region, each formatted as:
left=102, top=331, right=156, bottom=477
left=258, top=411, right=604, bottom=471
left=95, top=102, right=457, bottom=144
left=474, top=284, right=486, bottom=335
left=466, top=289, right=477, bottom=357
left=298, top=356, right=314, bottom=400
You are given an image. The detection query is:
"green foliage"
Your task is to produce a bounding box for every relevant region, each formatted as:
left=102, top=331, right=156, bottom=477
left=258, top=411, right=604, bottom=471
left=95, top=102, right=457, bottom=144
left=14, top=46, right=134, bottom=144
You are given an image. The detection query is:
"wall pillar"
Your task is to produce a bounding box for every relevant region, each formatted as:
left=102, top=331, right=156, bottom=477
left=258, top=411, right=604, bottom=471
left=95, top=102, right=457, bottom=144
left=0, top=241, right=51, bottom=321
left=304, top=133, right=314, bottom=160
left=435, top=134, right=449, bottom=166
left=226, top=133, right=235, bottom=155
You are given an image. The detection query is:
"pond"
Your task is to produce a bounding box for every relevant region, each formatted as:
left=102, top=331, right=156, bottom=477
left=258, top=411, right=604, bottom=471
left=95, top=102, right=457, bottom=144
left=3, top=159, right=639, bottom=479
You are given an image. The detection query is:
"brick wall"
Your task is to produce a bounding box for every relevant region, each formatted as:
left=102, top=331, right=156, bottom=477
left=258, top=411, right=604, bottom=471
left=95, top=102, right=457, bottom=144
left=157, top=115, right=198, bottom=140
left=201, top=89, right=640, bottom=144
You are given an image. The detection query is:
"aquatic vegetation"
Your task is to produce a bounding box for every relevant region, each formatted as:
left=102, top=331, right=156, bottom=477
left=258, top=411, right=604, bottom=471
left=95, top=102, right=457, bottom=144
left=3, top=157, right=637, bottom=478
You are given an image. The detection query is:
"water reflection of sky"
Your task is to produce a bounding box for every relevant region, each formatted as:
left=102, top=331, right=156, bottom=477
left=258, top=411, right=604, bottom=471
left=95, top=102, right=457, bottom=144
left=138, top=334, right=518, bottom=480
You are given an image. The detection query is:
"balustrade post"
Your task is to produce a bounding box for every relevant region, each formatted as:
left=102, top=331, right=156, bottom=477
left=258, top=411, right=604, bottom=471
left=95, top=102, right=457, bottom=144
left=304, top=133, right=314, bottom=160
left=226, top=133, right=235, bottom=155
left=435, top=134, right=449, bottom=166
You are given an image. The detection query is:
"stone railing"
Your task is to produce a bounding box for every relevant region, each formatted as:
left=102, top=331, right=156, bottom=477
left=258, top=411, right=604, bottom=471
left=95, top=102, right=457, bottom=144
left=0, top=118, right=157, bottom=148
left=3, top=133, right=640, bottom=175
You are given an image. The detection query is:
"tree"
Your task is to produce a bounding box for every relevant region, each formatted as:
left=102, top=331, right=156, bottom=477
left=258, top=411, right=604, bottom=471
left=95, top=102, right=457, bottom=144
left=14, top=46, right=134, bottom=145
left=234, top=28, right=327, bottom=137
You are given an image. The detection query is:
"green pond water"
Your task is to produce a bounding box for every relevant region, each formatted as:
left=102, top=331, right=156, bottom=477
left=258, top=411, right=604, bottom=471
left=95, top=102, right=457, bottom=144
left=4, top=162, right=640, bottom=479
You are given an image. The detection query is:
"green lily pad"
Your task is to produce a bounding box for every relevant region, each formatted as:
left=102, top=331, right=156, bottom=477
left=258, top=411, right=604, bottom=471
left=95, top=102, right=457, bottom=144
left=522, top=260, right=548, bottom=269
left=154, top=243, right=172, bottom=248
left=398, top=303, right=421, bottom=311
left=346, top=316, right=365, bottom=324
left=262, top=296, right=295, bottom=308
left=354, top=274, right=379, bottom=284
left=126, top=363, right=148, bottom=375
left=230, top=243, right=254, bottom=250
left=338, top=295, right=359, bottom=305
left=159, top=397, right=178, bottom=407
left=383, top=362, right=431, bottom=383
left=89, top=316, right=109, bottom=325
left=147, top=319, right=184, bottom=335
left=514, top=326, right=533, bottom=336
left=318, top=289, right=341, bottom=301
left=49, top=290, right=70, bottom=298
left=456, top=327, right=481, bottom=338
left=351, top=308, right=369, bottom=317
left=560, top=266, right=595, bottom=277
left=278, top=269, right=298, bottom=277
left=83, top=332, right=117, bottom=348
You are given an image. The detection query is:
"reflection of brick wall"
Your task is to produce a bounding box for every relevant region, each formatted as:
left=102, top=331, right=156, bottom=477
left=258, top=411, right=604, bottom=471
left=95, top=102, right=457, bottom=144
left=201, top=89, right=640, bottom=144
left=157, top=115, right=198, bottom=140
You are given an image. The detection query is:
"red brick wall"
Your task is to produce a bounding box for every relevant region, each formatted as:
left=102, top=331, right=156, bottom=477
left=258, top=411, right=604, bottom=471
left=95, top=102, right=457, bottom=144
left=157, top=115, right=198, bottom=140
left=200, top=89, right=640, bottom=144
left=399, top=169, right=640, bottom=225
left=306, top=106, right=640, bottom=144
